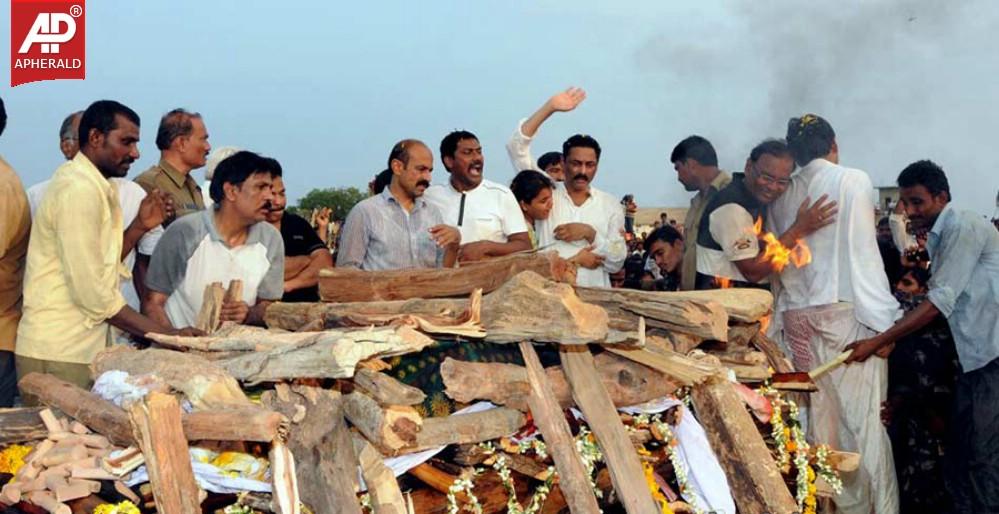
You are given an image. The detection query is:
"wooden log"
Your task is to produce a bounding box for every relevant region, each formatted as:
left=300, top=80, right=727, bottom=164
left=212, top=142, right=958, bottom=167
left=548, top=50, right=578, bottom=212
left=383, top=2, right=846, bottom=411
left=269, top=440, right=302, bottom=514
left=441, top=352, right=678, bottom=411
left=559, top=347, right=659, bottom=514
left=750, top=333, right=795, bottom=374
left=91, top=346, right=251, bottom=411
left=265, top=297, right=471, bottom=332
left=353, top=368, right=426, bottom=406
left=195, top=282, right=225, bottom=334
left=575, top=287, right=729, bottom=341
left=353, top=436, right=407, bottom=514
left=519, top=342, right=601, bottom=514
left=27, top=490, right=71, bottom=514
left=260, top=384, right=361, bottom=514
left=17, top=373, right=286, bottom=445
left=402, top=407, right=525, bottom=454
left=342, top=393, right=422, bottom=454
left=690, top=378, right=797, bottom=514
left=128, top=392, right=201, bottom=514
left=0, top=408, right=49, bottom=444
left=318, top=250, right=573, bottom=302
left=605, top=347, right=719, bottom=386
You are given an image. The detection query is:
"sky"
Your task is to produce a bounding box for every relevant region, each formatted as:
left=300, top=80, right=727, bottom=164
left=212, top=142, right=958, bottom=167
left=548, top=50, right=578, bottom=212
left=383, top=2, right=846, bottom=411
left=2, top=0, right=998, bottom=217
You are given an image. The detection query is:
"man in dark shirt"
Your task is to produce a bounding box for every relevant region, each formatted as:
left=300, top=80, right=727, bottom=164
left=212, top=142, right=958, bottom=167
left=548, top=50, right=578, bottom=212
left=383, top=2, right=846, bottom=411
left=695, top=139, right=836, bottom=289
left=261, top=158, right=333, bottom=302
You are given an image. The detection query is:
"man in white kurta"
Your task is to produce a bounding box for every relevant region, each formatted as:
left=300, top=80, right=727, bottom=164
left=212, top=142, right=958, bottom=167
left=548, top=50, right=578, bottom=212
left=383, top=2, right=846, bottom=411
left=769, top=114, right=900, bottom=514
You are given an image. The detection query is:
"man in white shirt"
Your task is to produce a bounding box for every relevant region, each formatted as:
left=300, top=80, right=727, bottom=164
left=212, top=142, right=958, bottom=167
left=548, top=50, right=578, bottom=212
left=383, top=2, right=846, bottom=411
left=768, top=114, right=900, bottom=514
left=424, top=131, right=530, bottom=262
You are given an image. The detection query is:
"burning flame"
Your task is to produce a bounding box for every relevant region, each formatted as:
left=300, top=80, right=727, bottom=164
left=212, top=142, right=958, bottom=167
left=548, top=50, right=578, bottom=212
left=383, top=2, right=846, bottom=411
left=714, top=276, right=732, bottom=289
left=753, top=218, right=811, bottom=272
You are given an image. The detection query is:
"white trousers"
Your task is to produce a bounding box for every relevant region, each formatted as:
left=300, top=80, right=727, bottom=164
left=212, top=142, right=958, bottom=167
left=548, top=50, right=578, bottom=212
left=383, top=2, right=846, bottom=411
left=783, top=303, right=898, bottom=514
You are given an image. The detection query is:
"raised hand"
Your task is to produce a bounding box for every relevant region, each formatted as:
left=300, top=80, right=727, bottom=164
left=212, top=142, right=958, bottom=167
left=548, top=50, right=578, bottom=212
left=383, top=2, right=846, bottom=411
left=547, top=87, right=587, bottom=113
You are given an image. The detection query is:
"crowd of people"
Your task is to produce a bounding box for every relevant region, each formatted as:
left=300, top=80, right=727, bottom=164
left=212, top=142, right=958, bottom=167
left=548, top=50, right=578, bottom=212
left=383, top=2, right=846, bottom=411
left=0, top=89, right=997, bottom=513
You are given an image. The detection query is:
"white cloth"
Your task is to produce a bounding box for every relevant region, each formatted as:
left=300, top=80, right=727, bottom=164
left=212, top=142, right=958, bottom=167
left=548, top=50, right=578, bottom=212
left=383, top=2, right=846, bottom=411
left=202, top=179, right=213, bottom=208
left=767, top=158, right=900, bottom=332
left=505, top=118, right=539, bottom=173
left=27, top=178, right=163, bottom=311
left=536, top=183, right=627, bottom=287
left=620, top=398, right=736, bottom=514
left=783, top=303, right=898, bottom=514
left=424, top=179, right=528, bottom=244
left=696, top=203, right=759, bottom=283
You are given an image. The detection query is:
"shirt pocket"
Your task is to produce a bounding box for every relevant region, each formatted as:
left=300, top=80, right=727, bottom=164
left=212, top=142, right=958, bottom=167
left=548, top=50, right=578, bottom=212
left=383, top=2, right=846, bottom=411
left=473, top=216, right=504, bottom=243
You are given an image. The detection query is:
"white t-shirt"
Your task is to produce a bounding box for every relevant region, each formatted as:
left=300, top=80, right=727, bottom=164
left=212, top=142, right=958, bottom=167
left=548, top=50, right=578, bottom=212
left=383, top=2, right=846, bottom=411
left=696, top=203, right=759, bottom=283
left=27, top=178, right=163, bottom=310
left=424, top=178, right=528, bottom=244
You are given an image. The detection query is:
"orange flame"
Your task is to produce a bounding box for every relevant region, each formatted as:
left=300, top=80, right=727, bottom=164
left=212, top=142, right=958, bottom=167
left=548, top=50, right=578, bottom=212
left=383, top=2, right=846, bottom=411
left=753, top=218, right=811, bottom=272
left=714, top=276, right=732, bottom=289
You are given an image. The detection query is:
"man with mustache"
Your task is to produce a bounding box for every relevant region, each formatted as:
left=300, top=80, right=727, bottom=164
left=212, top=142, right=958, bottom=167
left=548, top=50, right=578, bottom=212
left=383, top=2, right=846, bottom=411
left=846, top=160, right=999, bottom=512
left=535, top=133, right=628, bottom=287
left=694, top=139, right=836, bottom=290
left=424, top=131, right=530, bottom=262
left=337, top=140, right=460, bottom=270
left=135, top=108, right=211, bottom=224
left=144, top=151, right=285, bottom=329
left=262, top=157, right=333, bottom=301
left=16, top=100, right=199, bottom=393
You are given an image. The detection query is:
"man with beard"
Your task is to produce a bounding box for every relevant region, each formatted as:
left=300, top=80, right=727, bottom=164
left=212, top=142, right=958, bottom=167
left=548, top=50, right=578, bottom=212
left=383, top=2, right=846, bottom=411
left=536, top=134, right=627, bottom=287
left=337, top=140, right=460, bottom=270
left=768, top=114, right=900, bottom=514
left=135, top=108, right=211, bottom=224
left=672, top=135, right=732, bottom=290
left=695, top=139, right=836, bottom=290
left=847, top=160, right=999, bottom=512
left=144, top=151, right=285, bottom=329
left=424, top=131, right=529, bottom=262
left=261, top=157, right=332, bottom=301
left=16, top=100, right=198, bottom=392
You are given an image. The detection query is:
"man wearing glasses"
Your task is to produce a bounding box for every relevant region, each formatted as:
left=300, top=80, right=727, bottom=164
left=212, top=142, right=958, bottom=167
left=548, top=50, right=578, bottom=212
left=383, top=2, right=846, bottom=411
left=694, top=138, right=836, bottom=290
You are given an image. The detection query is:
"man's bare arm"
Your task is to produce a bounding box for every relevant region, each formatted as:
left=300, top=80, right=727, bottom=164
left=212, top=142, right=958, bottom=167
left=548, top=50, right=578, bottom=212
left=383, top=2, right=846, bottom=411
left=284, top=249, right=334, bottom=292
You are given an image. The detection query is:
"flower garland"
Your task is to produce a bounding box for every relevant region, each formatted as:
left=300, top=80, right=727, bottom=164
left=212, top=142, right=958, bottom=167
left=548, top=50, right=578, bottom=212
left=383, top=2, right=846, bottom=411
left=0, top=444, right=32, bottom=475
left=786, top=400, right=815, bottom=514
left=634, top=413, right=704, bottom=514
left=573, top=426, right=605, bottom=499
left=814, top=444, right=843, bottom=494
left=93, top=501, right=141, bottom=514
left=446, top=471, right=483, bottom=514
left=637, top=446, right=674, bottom=514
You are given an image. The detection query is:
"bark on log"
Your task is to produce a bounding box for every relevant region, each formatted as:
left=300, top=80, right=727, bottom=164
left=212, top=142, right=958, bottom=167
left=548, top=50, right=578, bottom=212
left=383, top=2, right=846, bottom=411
left=441, top=352, right=678, bottom=411
left=91, top=346, right=251, bottom=411
left=604, top=347, right=719, bottom=386
left=690, top=378, right=797, bottom=514
left=0, top=408, right=49, bottom=444
left=519, top=342, right=601, bottom=514
left=128, top=392, right=202, bottom=514
left=17, top=373, right=286, bottom=445
left=750, top=333, right=795, bottom=374
left=401, top=408, right=525, bottom=454
left=353, top=368, right=426, bottom=406
left=575, top=287, right=729, bottom=341
left=318, top=251, right=573, bottom=302
left=559, top=347, right=660, bottom=514
left=265, top=297, right=470, bottom=332
left=260, top=385, right=361, bottom=514
left=645, top=289, right=773, bottom=323
left=342, top=392, right=423, bottom=454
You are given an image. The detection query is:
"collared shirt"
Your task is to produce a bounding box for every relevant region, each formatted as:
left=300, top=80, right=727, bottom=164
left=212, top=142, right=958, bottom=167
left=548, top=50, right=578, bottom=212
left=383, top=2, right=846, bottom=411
left=134, top=159, right=205, bottom=223
left=28, top=178, right=164, bottom=311
left=0, top=156, right=31, bottom=352
left=681, top=171, right=732, bottom=290
left=695, top=173, right=765, bottom=288
left=335, top=189, right=448, bottom=271
left=768, top=158, right=900, bottom=332
left=424, top=178, right=528, bottom=244
left=16, top=153, right=127, bottom=364
left=925, top=204, right=999, bottom=372
left=537, top=183, right=627, bottom=287
left=146, top=210, right=284, bottom=329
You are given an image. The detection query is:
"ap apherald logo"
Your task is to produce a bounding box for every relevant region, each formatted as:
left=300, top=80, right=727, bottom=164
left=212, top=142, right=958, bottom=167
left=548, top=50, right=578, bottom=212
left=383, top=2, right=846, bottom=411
left=10, top=0, right=86, bottom=87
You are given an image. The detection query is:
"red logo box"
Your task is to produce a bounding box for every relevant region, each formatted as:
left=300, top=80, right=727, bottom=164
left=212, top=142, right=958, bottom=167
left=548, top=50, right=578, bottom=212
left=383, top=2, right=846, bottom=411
left=10, top=0, right=86, bottom=87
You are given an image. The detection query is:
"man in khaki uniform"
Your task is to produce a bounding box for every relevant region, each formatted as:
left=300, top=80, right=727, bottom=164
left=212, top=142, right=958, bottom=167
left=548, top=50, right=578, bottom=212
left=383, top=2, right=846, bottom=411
left=0, top=97, right=31, bottom=407
left=670, top=135, right=732, bottom=291
left=135, top=108, right=211, bottom=224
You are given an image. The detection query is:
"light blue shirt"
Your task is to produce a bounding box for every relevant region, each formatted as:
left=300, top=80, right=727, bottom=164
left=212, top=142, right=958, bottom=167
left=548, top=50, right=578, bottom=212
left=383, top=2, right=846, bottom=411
left=335, top=189, right=447, bottom=271
left=926, top=204, right=999, bottom=372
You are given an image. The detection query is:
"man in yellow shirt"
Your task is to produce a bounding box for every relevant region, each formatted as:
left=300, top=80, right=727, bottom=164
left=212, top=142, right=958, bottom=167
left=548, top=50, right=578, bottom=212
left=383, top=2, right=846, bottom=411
left=16, top=100, right=200, bottom=393
left=0, top=97, right=31, bottom=407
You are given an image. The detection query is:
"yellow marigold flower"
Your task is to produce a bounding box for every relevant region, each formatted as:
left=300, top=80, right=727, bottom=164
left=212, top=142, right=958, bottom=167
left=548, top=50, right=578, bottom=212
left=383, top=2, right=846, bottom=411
left=0, top=444, right=33, bottom=475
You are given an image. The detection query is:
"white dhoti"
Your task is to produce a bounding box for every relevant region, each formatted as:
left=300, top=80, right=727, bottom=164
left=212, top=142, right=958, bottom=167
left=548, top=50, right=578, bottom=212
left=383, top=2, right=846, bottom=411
left=783, top=303, right=898, bottom=514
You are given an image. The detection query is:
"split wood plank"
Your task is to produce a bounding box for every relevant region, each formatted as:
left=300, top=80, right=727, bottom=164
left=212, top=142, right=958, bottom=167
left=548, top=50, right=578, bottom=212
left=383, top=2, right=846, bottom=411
left=128, top=392, right=201, bottom=514
left=402, top=407, right=525, bottom=454
left=318, top=250, right=573, bottom=302
left=353, top=436, right=408, bottom=514
left=559, top=347, right=659, bottom=514
left=605, top=346, right=719, bottom=386
left=195, top=282, right=225, bottom=334
left=690, top=378, right=797, bottom=514
left=519, top=342, right=601, bottom=514
left=261, top=384, right=361, bottom=514
left=575, top=287, right=729, bottom=341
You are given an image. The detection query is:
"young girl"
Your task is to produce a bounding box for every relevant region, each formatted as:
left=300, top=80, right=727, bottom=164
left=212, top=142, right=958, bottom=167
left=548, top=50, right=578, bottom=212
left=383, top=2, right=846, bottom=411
left=510, top=170, right=554, bottom=249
